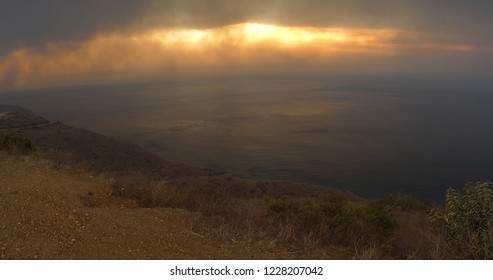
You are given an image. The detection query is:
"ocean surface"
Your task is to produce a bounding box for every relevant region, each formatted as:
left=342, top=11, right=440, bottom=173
left=1, top=74, right=493, bottom=202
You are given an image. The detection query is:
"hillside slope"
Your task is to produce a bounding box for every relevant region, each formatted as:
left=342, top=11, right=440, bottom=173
left=16, top=122, right=207, bottom=179
left=0, top=155, right=351, bottom=259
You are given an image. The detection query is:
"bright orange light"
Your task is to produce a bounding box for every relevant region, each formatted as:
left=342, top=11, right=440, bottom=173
left=151, top=29, right=209, bottom=45
left=241, top=23, right=350, bottom=45
left=144, top=23, right=395, bottom=49
left=1, top=22, right=488, bottom=89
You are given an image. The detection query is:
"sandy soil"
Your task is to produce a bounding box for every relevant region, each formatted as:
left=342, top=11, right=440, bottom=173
left=0, top=155, right=350, bottom=259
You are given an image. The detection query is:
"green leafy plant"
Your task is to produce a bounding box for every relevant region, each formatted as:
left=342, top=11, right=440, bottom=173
left=430, top=182, right=493, bottom=259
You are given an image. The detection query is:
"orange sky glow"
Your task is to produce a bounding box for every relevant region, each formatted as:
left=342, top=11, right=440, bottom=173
left=0, top=23, right=490, bottom=89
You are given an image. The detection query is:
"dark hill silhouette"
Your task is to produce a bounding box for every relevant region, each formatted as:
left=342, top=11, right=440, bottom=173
left=18, top=122, right=208, bottom=179
left=0, top=104, right=37, bottom=114
left=0, top=110, right=48, bottom=129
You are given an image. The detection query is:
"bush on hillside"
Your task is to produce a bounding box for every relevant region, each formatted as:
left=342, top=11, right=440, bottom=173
left=430, top=182, right=493, bottom=259
left=0, top=133, right=33, bottom=154
left=267, top=195, right=397, bottom=246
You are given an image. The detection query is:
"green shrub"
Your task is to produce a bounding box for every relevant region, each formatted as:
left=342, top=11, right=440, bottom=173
left=0, top=133, right=33, bottom=154
left=430, top=182, right=493, bottom=259
left=267, top=195, right=397, bottom=246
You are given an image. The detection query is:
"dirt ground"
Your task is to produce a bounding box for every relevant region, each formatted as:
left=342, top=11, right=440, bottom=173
left=0, top=155, right=350, bottom=260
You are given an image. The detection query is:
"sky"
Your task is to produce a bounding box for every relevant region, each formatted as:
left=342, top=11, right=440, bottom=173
left=1, top=0, right=492, bottom=90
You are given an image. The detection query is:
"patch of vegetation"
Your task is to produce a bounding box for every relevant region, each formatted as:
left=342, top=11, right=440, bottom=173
left=0, top=133, right=33, bottom=154
left=109, top=176, right=437, bottom=258
left=266, top=194, right=397, bottom=247
left=430, top=182, right=493, bottom=259
left=374, top=195, right=430, bottom=212
left=112, top=180, right=233, bottom=217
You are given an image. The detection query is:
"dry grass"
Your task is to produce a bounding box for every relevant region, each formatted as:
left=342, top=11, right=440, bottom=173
left=2, top=143, right=447, bottom=259
left=109, top=175, right=438, bottom=259
left=353, top=244, right=385, bottom=260
left=74, top=173, right=493, bottom=259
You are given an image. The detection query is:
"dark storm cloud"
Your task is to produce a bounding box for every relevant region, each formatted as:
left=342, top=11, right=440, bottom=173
left=0, top=0, right=152, bottom=53
left=141, top=0, right=396, bottom=29
left=144, top=0, right=493, bottom=40
left=1, top=0, right=492, bottom=53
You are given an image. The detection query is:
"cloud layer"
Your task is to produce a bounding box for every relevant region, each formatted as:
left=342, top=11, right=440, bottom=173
left=2, top=0, right=492, bottom=51
left=1, top=1, right=492, bottom=89
left=0, top=1, right=149, bottom=53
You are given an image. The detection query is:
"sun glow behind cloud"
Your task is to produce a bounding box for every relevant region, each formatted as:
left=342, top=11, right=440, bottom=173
left=146, top=23, right=395, bottom=51
left=238, top=23, right=353, bottom=45
left=0, top=23, right=490, bottom=89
